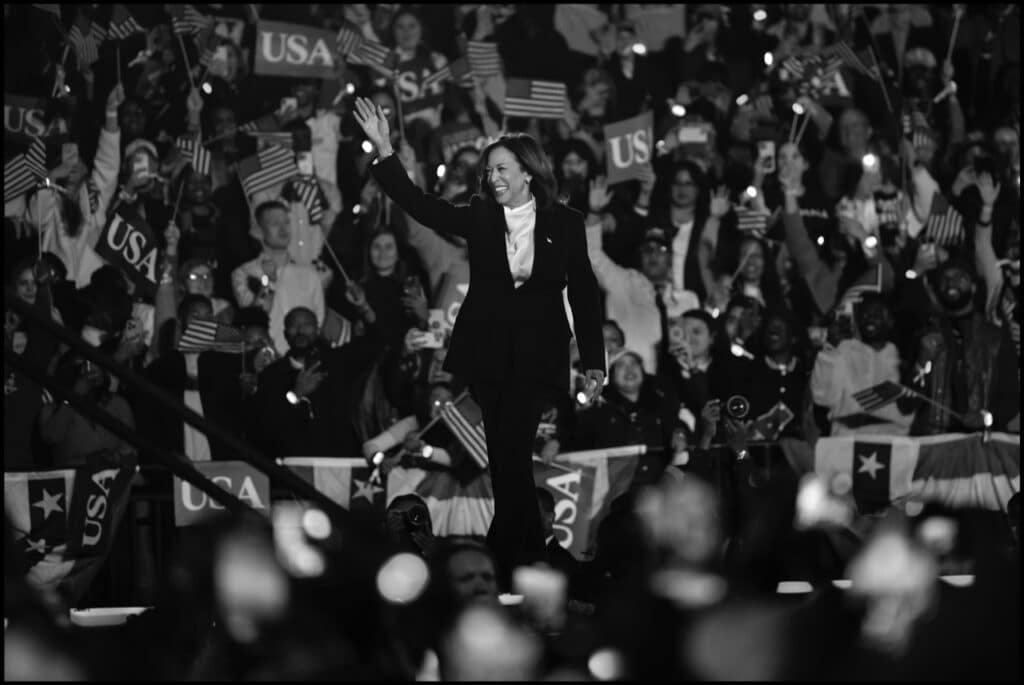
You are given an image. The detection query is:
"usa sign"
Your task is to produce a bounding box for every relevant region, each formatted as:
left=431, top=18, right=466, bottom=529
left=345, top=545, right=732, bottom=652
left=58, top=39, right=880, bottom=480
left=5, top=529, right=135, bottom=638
left=95, top=208, right=159, bottom=299
left=253, top=20, right=339, bottom=79
left=173, top=461, right=270, bottom=526
left=5, top=94, right=64, bottom=143
left=604, top=112, right=654, bottom=185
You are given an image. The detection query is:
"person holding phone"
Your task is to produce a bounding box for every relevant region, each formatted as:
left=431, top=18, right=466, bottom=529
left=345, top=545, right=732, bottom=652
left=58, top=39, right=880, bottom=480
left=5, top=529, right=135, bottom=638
left=354, top=97, right=606, bottom=585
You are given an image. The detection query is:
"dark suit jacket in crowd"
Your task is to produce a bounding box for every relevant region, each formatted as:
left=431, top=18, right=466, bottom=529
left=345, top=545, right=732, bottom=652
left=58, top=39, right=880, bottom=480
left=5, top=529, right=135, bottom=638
left=139, top=350, right=255, bottom=460
left=254, top=335, right=381, bottom=459
left=370, top=154, right=605, bottom=393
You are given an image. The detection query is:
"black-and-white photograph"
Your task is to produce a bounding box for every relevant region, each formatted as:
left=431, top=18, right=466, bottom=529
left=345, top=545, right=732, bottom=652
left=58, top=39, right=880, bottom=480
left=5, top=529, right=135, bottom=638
left=3, top=3, right=1019, bottom=681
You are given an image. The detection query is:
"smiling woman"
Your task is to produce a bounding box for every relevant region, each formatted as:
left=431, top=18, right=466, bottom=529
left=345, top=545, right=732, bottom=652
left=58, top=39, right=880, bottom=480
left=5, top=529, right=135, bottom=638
left=353, top=97, right=606, bottom=586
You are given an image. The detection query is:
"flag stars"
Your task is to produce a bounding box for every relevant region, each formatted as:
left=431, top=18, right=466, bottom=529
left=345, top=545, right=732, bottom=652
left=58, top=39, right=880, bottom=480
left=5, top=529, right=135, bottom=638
left=353, top=478, right=383, bottom=503
left=25, top=538, right=48, bottom=555
left=32, top=489, right=64, bottom=520
left=858, top=452, right=886, bottom=480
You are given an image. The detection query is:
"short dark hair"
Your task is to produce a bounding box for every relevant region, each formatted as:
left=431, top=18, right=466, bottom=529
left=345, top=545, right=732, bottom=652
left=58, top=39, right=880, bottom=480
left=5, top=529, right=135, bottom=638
left=682, top=308, right=716, bottom=333
left=478, top=134, right=559, bottom=209
left=602, top=319, right=625, bottom=344
left=178, top=294, right=212, bottom=321
left=283, top=306, right=316, bottom=329
left=254, top=200, right=288, bottom=224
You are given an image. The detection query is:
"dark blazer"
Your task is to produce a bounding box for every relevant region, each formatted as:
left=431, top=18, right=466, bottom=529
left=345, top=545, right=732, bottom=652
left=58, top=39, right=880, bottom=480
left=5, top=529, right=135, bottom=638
left=371, top=154, right=605, bottom=393
left=138, top=350, right=254, bottom=460
left=254, top=337, right=381, bottom=458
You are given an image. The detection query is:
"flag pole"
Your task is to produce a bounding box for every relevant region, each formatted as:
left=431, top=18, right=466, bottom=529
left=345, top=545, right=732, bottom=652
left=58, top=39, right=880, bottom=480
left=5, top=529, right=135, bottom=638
left=116, top=44, right=122, bottom=85
left=855, top=8, right=893, bottom=115
left=898, top=383, right=966, bottom=423
left=320, top=240, right=351, bottom=284
left=176, top=33, right=196, bottom=90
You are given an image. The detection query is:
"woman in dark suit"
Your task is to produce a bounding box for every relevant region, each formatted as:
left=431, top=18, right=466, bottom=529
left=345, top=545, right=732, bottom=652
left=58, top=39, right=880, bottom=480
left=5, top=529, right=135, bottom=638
left=354, top=97, right=606, bottom=582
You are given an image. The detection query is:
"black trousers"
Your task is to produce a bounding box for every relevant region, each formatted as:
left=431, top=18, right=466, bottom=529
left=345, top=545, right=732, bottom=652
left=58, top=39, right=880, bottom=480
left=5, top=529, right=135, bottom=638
left=472, top=378, right=556, bottom=581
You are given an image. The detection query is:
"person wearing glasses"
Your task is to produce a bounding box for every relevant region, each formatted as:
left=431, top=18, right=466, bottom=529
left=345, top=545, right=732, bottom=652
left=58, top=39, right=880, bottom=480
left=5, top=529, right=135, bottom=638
left=354, top=97, right=606, bottom=587
left=180, top=258, right=233, bottom=323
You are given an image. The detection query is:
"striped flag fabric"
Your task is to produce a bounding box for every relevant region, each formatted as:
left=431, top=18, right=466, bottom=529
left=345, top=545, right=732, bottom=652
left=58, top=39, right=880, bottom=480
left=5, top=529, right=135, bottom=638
left=467, top=41, right=501, bottom=77
left=852, top=380, right=912, bottom=413
left=166, top=3, right=209, bottom=36
left=237, top=113, right=282, bottom=135
left=422, top=57, right=472, bottom=90
left=177, top=318, right=244, bottom=353
left=350, top=39, right=393, bottom=70
left=912, top=127, right=935, bottom=150
left=244, top=130, right=295, bottom=151
left=781, top=55, right=806, bottom=80
left=175, top=135, right=212, bottom=176
left=814, top=433, right=1020, bottom=515
left=107, top=4, right=145, bottom=40
left=923, top=192, right=965, bottom=247
left=335, top=25, right=362, bottom=58
left=31, top=4, right=61, bottom=18
left=287, top=176, right=325, bottom=224
left=68, top=20, right=105, bottom=68
left=280, top=457, right=386, bottom=513
left=439, top=391, right=489, bottom=469
left=734, top=206, right=770, bottom=236
left=828, top=41, right=878, bottom=80
left=5, top=466, right=135, bottom=604
left=503, top=79, right=567, bottom=119
left=237, top=145, right=297, bottom=199
left=4, top=138, right=48, bottom=203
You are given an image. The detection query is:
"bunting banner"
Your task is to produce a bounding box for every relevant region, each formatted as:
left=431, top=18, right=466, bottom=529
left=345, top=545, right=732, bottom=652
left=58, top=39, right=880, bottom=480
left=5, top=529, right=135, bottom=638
left=5, top=465, right=135, bottom=605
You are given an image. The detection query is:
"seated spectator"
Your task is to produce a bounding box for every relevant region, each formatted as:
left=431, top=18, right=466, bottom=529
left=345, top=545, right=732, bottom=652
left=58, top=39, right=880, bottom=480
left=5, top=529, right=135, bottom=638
left=231, top=200, right=326, bottom=354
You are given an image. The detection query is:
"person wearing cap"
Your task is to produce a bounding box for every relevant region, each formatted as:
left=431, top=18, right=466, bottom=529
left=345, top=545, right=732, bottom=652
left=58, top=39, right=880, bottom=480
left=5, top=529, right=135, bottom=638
left=355, top=99, right=606, bottom=586
left=586, top=223, right=700, bottom=375
left=571, top=348, right=681, bottom=486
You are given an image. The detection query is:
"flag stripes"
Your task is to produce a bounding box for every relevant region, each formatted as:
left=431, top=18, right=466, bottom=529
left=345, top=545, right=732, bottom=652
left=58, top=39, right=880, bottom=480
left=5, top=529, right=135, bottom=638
left=467, top=41, right=501, bottom=77
left=440, top=398, right=489, bottom=469
left=351, top=39, right=391, bottom=68
left=335, top=26, right=362, bottom=57
left=108, top=4, right=145, bottom=40
left=852, top=380, right=912, bottom=412
left=244, top=130, right=295, bottom=150
left=68, top=23, right=103, bottom=67
left=4, top=138, right=48, bottom=203
left=503, top=79, right=566, bottom=119
left=175, top=135, right=212, bottom=176
left=167, top=4, right=208, bottom=36
left=290, top=177, right=325, bottom=224
left=924, top=194, right=964, bottom=247
left=177, top=319, right=244, bottom=353
left=237, top=146, right=297, bottom=198
left=734, top=206, right=770, bottom=236
left=828, top=41, right=877, bottom=80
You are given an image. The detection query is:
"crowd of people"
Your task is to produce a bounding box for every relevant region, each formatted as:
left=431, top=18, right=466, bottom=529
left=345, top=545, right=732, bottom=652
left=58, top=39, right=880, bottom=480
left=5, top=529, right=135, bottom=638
left=3, top=3, right=1020, bottom=680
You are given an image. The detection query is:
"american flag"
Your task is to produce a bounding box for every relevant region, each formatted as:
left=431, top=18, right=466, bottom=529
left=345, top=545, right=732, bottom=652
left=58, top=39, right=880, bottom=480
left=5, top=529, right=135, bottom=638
left=244, top=130, right=295, bottom=151
left=4, top=138, right=47, bottom=203
left=166, top=3, right=209, bottom=36
left=828, top=41, right=878, bottom=81
left=852, top=380, right=912, bottom=413
left=107, top=4, right=145, bottom=40
left=335, top=25, right=363, bottom=57
left=237, top=145, right=297, bottom=199
left=237, top=113, right=279, bottom=135
left=177, top=318, right=244, bottom=354
left=175, top=135, right=212, bottom=176
left=467, top=41, right=501, bottom=77
left=289, top=176, right=325, bottom=224
left=422, top=57, right=472, bottom=90
left=923, top=193, right=964, bottom=247
left=781, top=55, right=806, bottom=80
left=734, top=206, right=770, bottom=236
left=799, top=55, right=844, bottom=99
left=503, top=79, right=566, bottom=119
left=439, top=393, right=489, bottom=469
left=31, top=4, right=61, bottom=18
left=68, top=20, right=105, bottom=68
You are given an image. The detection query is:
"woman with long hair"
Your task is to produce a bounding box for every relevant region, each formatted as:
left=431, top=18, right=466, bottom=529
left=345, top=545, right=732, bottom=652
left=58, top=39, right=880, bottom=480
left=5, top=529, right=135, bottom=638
left=354, top=98, right=606, bottom=584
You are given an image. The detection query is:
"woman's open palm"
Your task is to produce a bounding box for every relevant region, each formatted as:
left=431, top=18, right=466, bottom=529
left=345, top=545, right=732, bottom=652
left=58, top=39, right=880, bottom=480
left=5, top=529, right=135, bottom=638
left=353, top=97, right=390, bottom=153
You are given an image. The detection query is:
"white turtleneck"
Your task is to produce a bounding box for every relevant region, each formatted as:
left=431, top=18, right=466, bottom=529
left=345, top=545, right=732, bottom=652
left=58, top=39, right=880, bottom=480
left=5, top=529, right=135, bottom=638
left=504, top=196, right=537, bottom=288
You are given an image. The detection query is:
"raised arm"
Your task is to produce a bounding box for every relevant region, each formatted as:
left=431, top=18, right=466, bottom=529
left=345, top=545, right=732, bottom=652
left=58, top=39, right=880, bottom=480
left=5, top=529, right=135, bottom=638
left=354, top=97, right=471, bottom=239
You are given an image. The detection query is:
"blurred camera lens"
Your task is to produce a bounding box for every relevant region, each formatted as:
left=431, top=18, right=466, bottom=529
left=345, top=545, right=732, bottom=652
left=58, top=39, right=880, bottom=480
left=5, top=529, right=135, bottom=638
left=406, top=508, right=427, bottom=527
left=726, top=395, right=750, bottom=419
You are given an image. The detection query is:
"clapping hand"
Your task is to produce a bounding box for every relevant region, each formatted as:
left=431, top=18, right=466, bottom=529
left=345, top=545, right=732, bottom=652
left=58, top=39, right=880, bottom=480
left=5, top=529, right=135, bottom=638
left=353, top=97, right=393, bottom=158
